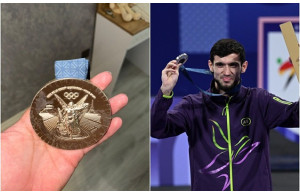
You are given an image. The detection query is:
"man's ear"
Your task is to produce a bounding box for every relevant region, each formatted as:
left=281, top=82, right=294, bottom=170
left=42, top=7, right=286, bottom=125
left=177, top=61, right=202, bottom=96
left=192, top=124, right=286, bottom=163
left=241, top=61, right=248, bottom=73
left=208, top=60, right=214, bottom=72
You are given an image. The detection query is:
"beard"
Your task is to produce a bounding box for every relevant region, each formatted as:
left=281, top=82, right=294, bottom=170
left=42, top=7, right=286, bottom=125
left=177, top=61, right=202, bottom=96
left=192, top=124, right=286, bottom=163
left=214, top=77, right=240, bottom=93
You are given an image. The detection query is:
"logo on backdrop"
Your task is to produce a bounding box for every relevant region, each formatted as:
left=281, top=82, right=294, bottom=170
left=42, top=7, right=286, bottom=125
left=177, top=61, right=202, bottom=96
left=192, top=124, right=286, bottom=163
left=277, top=58, right=295, bottom=90
left=258, top=18, right=299, bottom=142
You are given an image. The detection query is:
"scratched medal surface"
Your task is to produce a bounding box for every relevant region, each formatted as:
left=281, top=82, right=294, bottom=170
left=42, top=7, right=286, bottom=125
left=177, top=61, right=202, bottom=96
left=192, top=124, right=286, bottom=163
left=30, top=79, right=112, bottom=150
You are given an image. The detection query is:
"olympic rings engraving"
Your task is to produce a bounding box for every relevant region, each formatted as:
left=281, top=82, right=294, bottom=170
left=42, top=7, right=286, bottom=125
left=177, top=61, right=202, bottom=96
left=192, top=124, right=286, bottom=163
left=64, top=92, right=79, bottom=100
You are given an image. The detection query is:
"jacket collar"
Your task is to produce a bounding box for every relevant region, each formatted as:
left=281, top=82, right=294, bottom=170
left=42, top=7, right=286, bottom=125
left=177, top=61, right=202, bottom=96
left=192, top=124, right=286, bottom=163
left=204, top=79, right=247, bottom=104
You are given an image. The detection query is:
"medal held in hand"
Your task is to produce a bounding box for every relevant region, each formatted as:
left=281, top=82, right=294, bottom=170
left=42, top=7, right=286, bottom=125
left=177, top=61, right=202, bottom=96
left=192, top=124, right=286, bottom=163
left=30, top=58, right=111, bottom=150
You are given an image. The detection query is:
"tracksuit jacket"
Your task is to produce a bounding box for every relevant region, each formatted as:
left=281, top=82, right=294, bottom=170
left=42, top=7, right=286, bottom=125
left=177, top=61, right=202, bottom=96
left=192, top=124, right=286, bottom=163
left=151, top=83, right=299, bottom=191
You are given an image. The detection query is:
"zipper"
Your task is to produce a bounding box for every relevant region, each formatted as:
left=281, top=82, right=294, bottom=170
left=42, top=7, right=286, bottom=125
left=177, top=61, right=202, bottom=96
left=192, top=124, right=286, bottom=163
left=225, top=97, right=233, bottom=191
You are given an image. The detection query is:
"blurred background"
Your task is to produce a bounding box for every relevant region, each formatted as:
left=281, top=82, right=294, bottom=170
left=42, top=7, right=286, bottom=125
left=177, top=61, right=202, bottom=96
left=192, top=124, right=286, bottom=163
left=1, top=3, right=150, bottom=190
left=151, top=3, right=299, bottom=191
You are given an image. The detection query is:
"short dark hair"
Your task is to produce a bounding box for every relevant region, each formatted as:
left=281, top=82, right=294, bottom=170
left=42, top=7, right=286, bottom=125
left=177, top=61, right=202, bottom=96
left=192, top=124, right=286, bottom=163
left=210, top=39, right=246, bottom=64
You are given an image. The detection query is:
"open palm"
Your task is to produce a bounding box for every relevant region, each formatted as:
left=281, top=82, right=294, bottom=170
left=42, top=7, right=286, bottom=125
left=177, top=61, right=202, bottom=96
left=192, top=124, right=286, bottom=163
left=1, top=72, right=128, bottom=190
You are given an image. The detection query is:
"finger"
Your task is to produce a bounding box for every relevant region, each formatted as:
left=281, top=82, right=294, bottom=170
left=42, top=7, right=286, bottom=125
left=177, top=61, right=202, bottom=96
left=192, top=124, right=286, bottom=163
left=167, top=65, right=177, bottom=70
left=90, top=71, right=112, bottom=91
left=164, top=69, right=177, bottom=75
left=163, top=69, right=175, bottom=77
left=109, top=93, right=128, bottom=115
left=165, top=66, right=178, bottom=76
left=166, top=60, right=178, bottom=68
left=170, top=60, right=177, bottom=64
left=165, top=66, right=179, bottom=71
left=166, top=65, right=181, bottom=72
left=83, top=117, right=123, bottom=153
left=100, top=117, right=122, bottom=143
left=168, top=61, right=182, bottom=71
left=166, top=62, right=178, bottom=68
left=175, top=62, right=183, bottom=68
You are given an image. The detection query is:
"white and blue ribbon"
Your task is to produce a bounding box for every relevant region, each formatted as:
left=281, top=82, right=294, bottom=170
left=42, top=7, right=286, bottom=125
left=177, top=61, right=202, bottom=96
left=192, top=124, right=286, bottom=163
left=55, top=58, right=89, bottom=80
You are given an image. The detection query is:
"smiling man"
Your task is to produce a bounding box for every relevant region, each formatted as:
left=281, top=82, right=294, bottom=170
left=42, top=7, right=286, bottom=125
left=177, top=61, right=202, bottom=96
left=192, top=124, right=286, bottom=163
left=209, top=54, right=247, bottom=94
left=207, top=39, right=248, bottom=95
left=151, top=39, right=299, bottom=191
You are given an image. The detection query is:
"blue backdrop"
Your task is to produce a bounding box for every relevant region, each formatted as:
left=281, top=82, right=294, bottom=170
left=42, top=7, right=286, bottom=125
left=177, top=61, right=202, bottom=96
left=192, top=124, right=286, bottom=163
left=151, top=3, right=299, bottom=96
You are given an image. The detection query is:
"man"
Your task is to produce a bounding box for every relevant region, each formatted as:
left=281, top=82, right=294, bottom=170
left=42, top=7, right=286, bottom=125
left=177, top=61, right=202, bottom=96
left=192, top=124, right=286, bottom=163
left=151, top=39, right=299, bottom=191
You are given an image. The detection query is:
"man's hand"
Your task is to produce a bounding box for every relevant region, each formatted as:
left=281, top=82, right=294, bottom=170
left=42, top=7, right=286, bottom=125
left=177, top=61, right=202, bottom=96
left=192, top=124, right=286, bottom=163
left=160, top=60, right=182, bottom=96
left=1, top=71, right=128, bottom=191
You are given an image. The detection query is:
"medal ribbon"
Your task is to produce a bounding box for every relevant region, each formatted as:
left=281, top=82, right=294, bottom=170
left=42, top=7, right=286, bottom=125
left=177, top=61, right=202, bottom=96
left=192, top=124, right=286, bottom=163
left=55, top=58, right=89, bottom=80
left=179, top=65, right=241, bottom=96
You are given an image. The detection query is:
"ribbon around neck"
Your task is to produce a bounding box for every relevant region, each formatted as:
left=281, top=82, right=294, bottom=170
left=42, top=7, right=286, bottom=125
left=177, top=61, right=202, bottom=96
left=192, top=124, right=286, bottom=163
left=179, top=65, right=240, bottom=96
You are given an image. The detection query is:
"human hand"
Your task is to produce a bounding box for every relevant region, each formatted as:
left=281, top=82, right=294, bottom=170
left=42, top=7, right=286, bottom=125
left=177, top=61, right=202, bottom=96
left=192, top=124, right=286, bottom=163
left=160, top=60, right=182, bottom=96
left=1, top=71, right=128, bottom=191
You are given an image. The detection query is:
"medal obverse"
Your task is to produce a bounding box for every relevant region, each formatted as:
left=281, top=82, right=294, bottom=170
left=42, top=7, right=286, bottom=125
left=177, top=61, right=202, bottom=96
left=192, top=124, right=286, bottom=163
left=30, top=79, right=111, bottom=150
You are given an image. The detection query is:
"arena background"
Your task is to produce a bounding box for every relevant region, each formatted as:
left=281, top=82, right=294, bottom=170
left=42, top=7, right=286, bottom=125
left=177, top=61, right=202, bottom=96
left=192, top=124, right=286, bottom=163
left=150, top=3, right=299, bottom=190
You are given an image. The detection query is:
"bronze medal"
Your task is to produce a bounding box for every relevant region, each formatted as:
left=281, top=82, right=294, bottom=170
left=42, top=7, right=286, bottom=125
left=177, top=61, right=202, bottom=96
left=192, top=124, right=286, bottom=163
left=30, top=79, right=111, bottom=150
